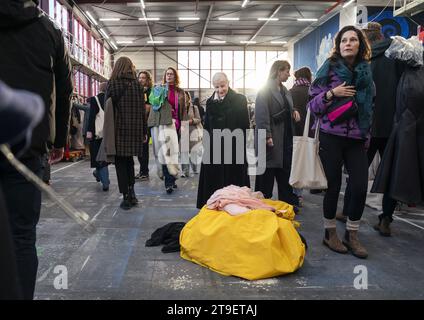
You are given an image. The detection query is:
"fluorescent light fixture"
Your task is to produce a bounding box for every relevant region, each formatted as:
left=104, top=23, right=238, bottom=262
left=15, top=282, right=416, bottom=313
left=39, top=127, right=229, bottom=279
left=240, top=40, right=256, bottom=44
left=258, top=18, right=279, bottom=21
left=219, top=17, right=240, bottom=21
left=140, top=0, right=145, bottom=9
left=271, top=41, right=287, bottom=44
left=99, top=28, right=109, bottom=39
left=179, top=40, right=196, bottom=44
left=99, top=18, right=120, bottom=21
left=85, top=11, right=98, bottom=26
left=209, top=40, right=226, bottom=44
left=343, top=0, right=355, bottom=8
left=116, top=41, right=133, bottom=44
left=179, top=17, right=200, bottom=21
left=110, top=41, right=118, bottom=50
left=297, top=18, right=318, bottom=22
left=241, top=0, right=249, bottom=8
left=147, top=40, right=164, bottom=44
left=139, top=17, right=160, bottom=21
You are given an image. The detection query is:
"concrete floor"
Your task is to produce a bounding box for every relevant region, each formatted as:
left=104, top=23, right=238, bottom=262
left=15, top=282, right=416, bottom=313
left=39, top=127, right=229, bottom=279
left=34, top=153, right=424, bottom=300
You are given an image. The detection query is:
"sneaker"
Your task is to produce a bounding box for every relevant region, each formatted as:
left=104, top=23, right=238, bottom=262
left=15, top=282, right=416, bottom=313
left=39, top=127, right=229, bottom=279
left=166, top=187, right=173, bottom=194
left=140, top=174, right=149, bottom=181
left=134, top=173, right=141, bottom=179
left=181, top=173, right=187, bottom=178
left=172, top=183, right=178, bottom=189
left=102, top=185, right=109, bottom=192
left=93, top=170, right=100, bottom=182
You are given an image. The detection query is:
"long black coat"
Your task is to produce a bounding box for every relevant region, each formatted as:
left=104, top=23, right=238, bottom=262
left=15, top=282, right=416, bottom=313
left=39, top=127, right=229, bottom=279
left=196, top=88, right=251, bottom=209
left=369, top=38, right=405, bottom=138
left=371, top=61, right=424, bottom=203
left=105, top=77, right=146, bottom=157
left=290, top=84, right=312, bottom=136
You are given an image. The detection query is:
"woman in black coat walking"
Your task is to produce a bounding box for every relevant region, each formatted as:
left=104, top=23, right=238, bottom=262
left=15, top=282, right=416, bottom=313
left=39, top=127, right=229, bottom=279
left=105, top=57, right=147, bottom=210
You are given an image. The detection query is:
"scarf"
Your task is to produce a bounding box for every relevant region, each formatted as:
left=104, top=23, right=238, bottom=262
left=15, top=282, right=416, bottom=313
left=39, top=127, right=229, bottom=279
left=294, top=78, right=311, bottom=87
left=313, top=58, right=373, bottom=133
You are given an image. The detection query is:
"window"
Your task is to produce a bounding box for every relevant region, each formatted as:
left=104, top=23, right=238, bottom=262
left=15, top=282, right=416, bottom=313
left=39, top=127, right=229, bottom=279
left=177, top=49, right=288, bottom=90
left=222, top=51, right=232, bottom=69
left=211, top=51, right=221, bottom=70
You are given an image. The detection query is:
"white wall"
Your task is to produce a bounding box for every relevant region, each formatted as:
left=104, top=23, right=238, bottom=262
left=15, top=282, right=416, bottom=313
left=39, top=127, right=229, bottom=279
left=339, top=4, right=358, bottom=28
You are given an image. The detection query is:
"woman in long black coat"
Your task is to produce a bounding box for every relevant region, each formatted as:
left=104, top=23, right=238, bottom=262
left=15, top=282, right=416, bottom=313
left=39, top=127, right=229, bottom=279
left=105, top=57, right=147, bottom=210
left=196, top=72, right=250, bottom=209
left=371, top=49, right=424, bottom=236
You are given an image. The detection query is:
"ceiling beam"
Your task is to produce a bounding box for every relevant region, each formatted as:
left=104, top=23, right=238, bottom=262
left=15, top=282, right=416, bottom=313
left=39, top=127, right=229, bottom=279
left=77, top=1, right=333, bottom=4
left=140, top=7, right=154, bottom=42
left=200, top=5, right=214, bottom=46
left=247, top=4, right=282, bottom=45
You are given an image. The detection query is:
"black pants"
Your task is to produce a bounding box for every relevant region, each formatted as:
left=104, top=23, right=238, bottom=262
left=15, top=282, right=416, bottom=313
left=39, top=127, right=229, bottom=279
left=0, top=185, right=22, bottom=299
left=0, top=156, right=42, bottom=300
left=115, top=156, right=135, bottom=194
left=319, top=132, right=368, bottom=221
left=255, top=135, right=299, bottom=206
left=137, top=131, right=150, bottom=176
left=163, top=165, right=176, bottom=189
left=346, top=136, right=397, bottom=220
left=367, top=137, right=388, bottom=165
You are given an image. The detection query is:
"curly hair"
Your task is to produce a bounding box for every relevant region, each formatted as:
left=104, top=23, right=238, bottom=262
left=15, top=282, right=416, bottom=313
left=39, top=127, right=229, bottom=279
left=330, top=25, right=371, bottom=63
left=138, top=70, right=153, bottom=88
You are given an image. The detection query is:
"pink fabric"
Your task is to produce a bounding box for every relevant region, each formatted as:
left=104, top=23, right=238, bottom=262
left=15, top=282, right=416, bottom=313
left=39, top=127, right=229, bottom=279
left=327, top=100, right=353, bottom=122
left=206, top=185, right=276, bottom=215
left=168, top=85, right=180, bottom=131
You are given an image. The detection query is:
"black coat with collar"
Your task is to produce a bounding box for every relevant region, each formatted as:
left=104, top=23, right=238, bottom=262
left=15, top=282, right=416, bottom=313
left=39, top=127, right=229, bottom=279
left=254, top=79, right=295, bottom=168
left=196, top=88, right=250, bottom=209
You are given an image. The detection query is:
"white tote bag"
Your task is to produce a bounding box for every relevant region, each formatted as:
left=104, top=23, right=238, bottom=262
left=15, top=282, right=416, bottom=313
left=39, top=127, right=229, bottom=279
left=289, top=108, right=327, bottom=189
left=94, top=95, right=104, bottom=139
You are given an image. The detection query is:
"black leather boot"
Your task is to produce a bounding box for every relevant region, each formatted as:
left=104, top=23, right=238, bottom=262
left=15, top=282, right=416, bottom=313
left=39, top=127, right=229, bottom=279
left=128, top=185, right=138, bottom=206
left=120, top=194, right=131, bottom=210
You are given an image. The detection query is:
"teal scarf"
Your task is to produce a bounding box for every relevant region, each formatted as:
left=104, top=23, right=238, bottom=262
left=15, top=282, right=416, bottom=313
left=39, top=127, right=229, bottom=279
left=314, top=58, right=373, bottom=133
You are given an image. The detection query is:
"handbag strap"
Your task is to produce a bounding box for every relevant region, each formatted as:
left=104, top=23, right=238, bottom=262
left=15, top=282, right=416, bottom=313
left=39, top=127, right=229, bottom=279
left=94, top=95, right=102, bottom=111
left=303, top=107, right=320, bottom=140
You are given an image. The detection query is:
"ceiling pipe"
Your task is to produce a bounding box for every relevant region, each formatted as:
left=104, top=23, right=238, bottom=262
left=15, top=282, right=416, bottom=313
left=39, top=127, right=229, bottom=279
left=325, top=0, right=345, bottom=14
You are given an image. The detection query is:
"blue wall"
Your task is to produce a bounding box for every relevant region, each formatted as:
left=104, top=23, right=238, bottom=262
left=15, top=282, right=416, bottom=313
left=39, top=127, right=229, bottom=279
left=294, top=14, right=339, bottom=75
left=366, top=7, right=424, bottom=39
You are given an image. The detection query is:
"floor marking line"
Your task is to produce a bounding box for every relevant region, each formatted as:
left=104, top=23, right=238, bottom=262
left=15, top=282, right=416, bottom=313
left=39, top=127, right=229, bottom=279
left=51, top=159, right=87, bottom=174
left=81, top=255, right=91, bottom=272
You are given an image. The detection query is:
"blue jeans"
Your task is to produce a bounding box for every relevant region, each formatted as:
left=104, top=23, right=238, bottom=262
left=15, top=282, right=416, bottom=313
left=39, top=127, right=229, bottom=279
left=95, top=166, right=110, bottom=188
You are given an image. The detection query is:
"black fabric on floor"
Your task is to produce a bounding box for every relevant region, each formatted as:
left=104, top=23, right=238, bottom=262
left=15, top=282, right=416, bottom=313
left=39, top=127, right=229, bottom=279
left=146, top=222, right=186, bottom=253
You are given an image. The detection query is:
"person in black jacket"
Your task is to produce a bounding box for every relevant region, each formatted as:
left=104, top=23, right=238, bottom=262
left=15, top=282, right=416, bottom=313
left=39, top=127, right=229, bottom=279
left=0, top=0, right=73, bottom=299
left=371, top=42, right=424, bottom=236
left=0, top=80, right=44, bottom=300
left=196, top=72, right=250, bottom=209
left=87, top=82, right=110, bottom=191
left=135, top=70, right=153, bottom=181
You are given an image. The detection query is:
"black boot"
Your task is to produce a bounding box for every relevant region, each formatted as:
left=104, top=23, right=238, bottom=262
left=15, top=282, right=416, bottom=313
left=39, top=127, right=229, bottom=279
left=120, top=194, right=131, bottom=210
left=128, top=185, right=138, bottom=206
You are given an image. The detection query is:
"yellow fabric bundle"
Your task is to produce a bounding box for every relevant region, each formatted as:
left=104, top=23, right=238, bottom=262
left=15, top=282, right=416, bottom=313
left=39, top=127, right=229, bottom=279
left=180, top=199, right=305, bottom=280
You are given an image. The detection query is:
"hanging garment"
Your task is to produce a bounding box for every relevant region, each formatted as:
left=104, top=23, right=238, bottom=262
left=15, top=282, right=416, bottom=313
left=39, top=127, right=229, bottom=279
left=180, top=198, right=305, bottom=281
